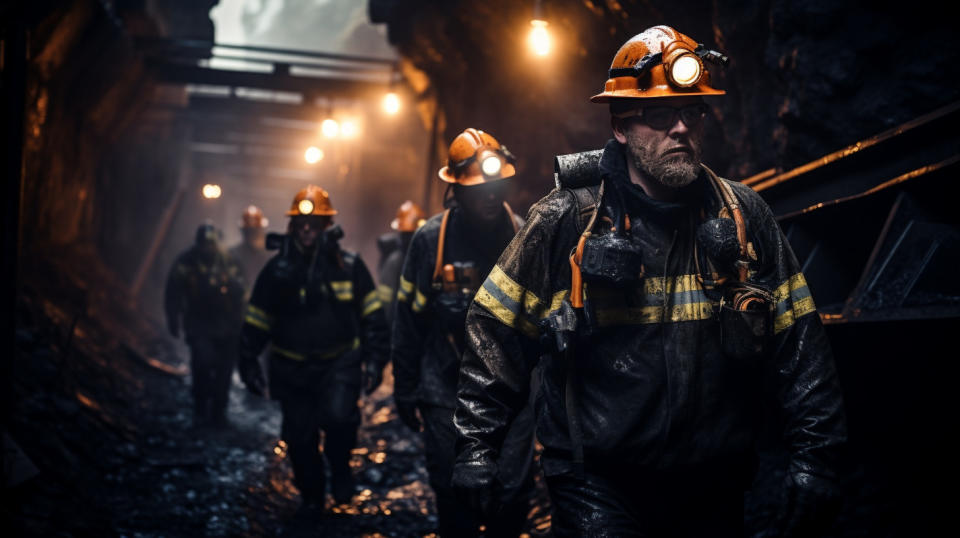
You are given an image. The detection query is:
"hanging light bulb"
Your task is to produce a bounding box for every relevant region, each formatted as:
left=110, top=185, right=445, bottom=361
left=304, top=146, right=324, bottom=164
left=321, top=119, right=340, bottom=138
left=201, top=184, right=222, bottom=199
left=529, top=19, right=551, bottom=57
left=382, top=92, right=400, bottom=115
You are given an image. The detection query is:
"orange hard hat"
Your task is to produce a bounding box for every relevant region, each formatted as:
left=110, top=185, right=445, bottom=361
left=590, top=25, right=728, bottom=103
left=438, top=128, right=516, bottom=186
left=391, top=200, right=427, bottom=232
left=239, top=205, right=269, bottom=228
left=286, top=185, right=337, bottom=216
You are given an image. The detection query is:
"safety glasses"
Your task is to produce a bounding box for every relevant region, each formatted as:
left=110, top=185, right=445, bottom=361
left=615, top=103, right=709, bottom=130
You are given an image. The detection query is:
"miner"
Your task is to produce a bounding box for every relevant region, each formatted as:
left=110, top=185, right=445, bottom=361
left=165, top=221, right=245, bottom=429
left=451, top=26, right=847, bottom=537
left=377, top=200, right=426, bottom=326
left=237, top=186, right=389, bottom=513
left=391, top=129, right=537, bottom=536
left=228, top=205, right=272, bottom=298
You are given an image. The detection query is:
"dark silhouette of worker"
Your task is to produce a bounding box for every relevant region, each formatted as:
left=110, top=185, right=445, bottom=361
left=165, top=221, right=245, bottom=429
left=229, top=205, right=272, bottom=299
left=237, top=185, right=389, bottom=516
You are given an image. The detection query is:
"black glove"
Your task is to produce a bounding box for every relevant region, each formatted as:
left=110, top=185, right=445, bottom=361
left=452, top=457, right=500, bottom=521
left=238, top=353, right=267, bottom=397
left=363, top=363, right=384, bottom=395
left=765, top=471, right=842, bottom=538
left=395, top=400, right=422, bottom=432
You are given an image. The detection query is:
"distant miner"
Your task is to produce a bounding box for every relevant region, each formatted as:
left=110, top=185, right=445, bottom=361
left=237, top=186, right=389, bottom=514
left=164, top=221, right=245, bottom=429
left=377, top=200, right=426, bottom=326
left=391, top=128, right=536, bottom=536
left=452, top=26, right=847, bottom=538
left=228, top=205, right=272, bottom=299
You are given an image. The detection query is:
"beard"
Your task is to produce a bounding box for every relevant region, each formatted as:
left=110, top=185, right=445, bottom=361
left=624, top=133, right=701, bottom=188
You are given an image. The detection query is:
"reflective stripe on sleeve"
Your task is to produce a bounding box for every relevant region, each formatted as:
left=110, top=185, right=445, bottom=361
left=244, top=304, right=273, bottom=331
left=362, top=290, right=383, bottom=317
left=773, top=273, right=816, bottom=334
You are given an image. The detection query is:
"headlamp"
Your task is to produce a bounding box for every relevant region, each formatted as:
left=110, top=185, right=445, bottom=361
left=662, top=43, right=704, bottom=88
left=480, top=152, right=503, bottom=176
left=607, top=42, right=728, bottom=89
left=298, top=199, right=315, bottom=215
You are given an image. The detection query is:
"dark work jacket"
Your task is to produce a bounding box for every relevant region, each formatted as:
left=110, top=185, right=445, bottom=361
left=239, top=241, right=389, bottom=375
left=392, top=206, right=524, bottom=409
left=377, top=232, right=413, bottom=328
left=165, top=246, right=245, bottom=340
left=454, top=140, right=846, bottom=483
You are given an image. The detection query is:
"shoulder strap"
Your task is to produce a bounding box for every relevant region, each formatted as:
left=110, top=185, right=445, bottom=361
left=432, top=208, right=452, bottom=283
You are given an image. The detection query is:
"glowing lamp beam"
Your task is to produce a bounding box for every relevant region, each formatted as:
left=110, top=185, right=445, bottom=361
left=304, top=146, right=324, bottom=164
left=340, top=120, right=359, bottom=139
left=528, top=19, right=551, bottom=57
left=202, top=184, right=222, bottom=199
left=382, top=92, right=400, bottom=115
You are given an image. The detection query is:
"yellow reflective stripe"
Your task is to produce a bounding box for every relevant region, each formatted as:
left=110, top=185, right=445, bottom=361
left=243, top=315, right=271, bottom=331
left=244, top=304, right=273, bottom=330
left=377, top=284, right=394, bottom=303
left=594, top=301, right=714, bottom=326
left=329, top=280, right=353, bottom=301
left=362, top=290, right=383, bottom=317
left=397, top=276, right=415, bottom=302
left=773, top=273, right=817, bottom=334
left=487, top=266, right=565, bottom=321
left=411, top=288, right=428, bottom=313
left=272, top=338, right=360, bottom=361
left=475, top=285, right=539, bottom=339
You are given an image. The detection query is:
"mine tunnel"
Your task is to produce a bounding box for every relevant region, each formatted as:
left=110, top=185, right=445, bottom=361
left=2, top=1, right=959, bottom=536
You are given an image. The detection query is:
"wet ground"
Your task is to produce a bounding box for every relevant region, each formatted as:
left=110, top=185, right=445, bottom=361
left=4, top=255, right=550, bottom=537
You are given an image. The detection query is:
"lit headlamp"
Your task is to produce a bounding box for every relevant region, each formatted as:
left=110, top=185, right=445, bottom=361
left=298, top=199, right=315, bottom=215
left=451, top=145, right=517, bottom=178
left=608, top=43, right=729, bottom=89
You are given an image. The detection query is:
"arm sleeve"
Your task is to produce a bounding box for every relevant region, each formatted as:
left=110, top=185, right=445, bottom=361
left=353, top=255, right=390, bottom=370
left=389, top=229, right=435, bottom=404
left=239, top=264, right=274, bottom=360
left=454, top=191, right=573, bottom=463
left=745, top=187, right=848, bottom=480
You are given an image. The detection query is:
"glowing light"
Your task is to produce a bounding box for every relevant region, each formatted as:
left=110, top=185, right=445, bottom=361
left=304, top=146, right=324, bottom=164
left=382, top=92, right=400, bottom=115
left=528, top=19, right=551, bottom=57
left=481, top=154, right=502, bottom=176
left=321, top=118, right=340, bottom=138
left=416, top=218, right=427, bottom=228
left=298, top=199, right=315, bottom=215
left=340, top=120, right=359, bottom=138
left=201, top=184, right=222, bottom=199
left=670, top=54, right=702, bottom=86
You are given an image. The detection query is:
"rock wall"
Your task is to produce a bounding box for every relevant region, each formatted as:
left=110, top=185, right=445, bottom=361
left=376, top=0, right=960, bottom=211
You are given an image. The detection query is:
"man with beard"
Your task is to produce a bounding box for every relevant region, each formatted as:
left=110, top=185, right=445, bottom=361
left=391, top=128, right=537, bottom=536
left=165, top=221, right=245, bottom=428
left=237, top=186, right=389, bottom=514
left=451, top=26, right=847, bottom=537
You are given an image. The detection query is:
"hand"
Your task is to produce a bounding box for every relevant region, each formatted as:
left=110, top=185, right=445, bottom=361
left=363, top=365, right=384, bottom=395
left=452, top=458, right=500, bottom=521
left=238, top=354, right=267, bottom=397
left=395, top=401, right=422, bottom=432
left=765, top=471, right=842, bottom=538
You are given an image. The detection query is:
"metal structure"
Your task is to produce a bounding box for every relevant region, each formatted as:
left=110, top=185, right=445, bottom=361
left=750, top=101, right=960, bottom=324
